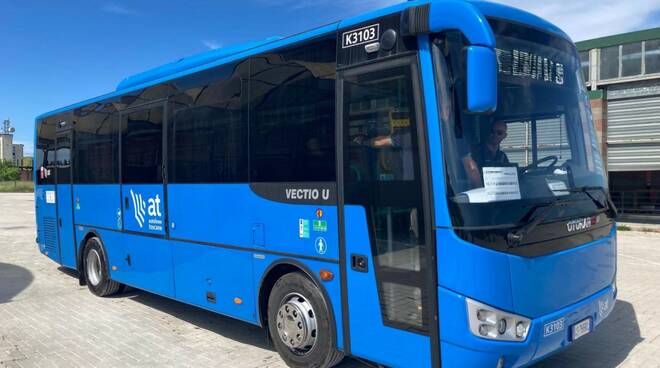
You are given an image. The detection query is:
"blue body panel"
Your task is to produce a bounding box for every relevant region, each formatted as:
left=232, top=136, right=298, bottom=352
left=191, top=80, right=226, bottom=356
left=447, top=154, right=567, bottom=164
left=35, top=185, right=60, bottom=262
left=66, top=183, right=344, bottom=339
left=73, top=185, right=122, bottom=230
left=77, top=227, right=176, bottom=298
left=509, top=229, right=617, bottom=317
left=343, top=205, right=431, bottom=368
left=167, top=184, right=339, bottom=261
left=436, top=228, right=515, bottom=310
left=56, top=184, right=76, bottom=268
left=171, top=240, right=256, bottom=323
left=435, top=228, right=616, bottom=318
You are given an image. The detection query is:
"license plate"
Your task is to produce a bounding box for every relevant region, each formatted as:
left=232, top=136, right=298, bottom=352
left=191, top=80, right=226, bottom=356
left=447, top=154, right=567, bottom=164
left=571, top=318, right=591, bottom=341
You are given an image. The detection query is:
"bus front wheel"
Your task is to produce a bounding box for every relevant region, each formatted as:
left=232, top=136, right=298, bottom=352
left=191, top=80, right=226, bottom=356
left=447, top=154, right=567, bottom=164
left=267, top=272, right=344, bottom=368
left=83, top=237, right=122, bottom=297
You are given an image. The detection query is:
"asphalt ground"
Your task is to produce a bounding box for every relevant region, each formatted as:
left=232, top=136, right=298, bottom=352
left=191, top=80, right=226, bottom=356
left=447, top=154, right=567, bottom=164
left=1, top=193, right=658, bottom=367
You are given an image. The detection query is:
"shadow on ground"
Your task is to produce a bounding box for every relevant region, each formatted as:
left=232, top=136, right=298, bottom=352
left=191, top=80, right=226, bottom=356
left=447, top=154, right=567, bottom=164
left=0, top=262, right=34, bottom=304
left=533, top=300, right=642, bottom=367
left=97, top=286, right=366, bottom=367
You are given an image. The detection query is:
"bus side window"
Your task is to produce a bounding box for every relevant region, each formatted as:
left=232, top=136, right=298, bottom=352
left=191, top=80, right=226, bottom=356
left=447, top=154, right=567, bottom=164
left=248, top=36, right=337, bottom=183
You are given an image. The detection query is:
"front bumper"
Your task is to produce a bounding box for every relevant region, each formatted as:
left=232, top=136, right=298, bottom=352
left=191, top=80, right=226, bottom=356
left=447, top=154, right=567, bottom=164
left=439, top=284, right=616, bottom=367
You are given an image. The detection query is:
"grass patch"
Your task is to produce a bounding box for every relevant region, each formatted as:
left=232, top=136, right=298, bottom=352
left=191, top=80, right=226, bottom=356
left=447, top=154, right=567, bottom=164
left=617, top=224, right=632, bottom=231
left=0, top=181, right=34, bottom=193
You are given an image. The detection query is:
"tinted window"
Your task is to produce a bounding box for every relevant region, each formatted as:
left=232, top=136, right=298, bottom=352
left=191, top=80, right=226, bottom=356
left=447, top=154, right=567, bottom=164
left=600, top=45, right=619, bottom=79
left=121, top=106, right=163, bottom=183
left=36, top=120, right=57, bottom=185
left=645, top=39, right=660, bottom=75
left=249, top=37, right=336, bottom=182
left=621, top=42, right=642, bottom=77
left=74, top=106, right=118, bottom=184
left=169, top=62, right=248, bottom=183
left=55, top=134, right=72, bottom=184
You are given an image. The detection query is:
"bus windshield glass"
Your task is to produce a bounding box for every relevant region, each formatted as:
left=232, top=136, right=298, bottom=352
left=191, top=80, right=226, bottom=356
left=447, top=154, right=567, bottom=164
left=435, top=19, right=608, bottom=231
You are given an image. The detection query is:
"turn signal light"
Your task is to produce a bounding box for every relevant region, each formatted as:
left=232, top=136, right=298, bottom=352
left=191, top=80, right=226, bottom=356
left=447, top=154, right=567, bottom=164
left=233, top=297, right=243, bottom=305
left=320, top=269, right=334, bottom=281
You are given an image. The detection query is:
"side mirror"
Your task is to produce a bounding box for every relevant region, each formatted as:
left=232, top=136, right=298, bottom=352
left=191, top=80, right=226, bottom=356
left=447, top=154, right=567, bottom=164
left=466, top=46, right=497, bottom=113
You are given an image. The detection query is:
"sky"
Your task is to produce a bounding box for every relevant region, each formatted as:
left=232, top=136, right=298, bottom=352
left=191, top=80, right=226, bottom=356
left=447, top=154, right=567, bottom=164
left=2, top=0, right=659, bottom=156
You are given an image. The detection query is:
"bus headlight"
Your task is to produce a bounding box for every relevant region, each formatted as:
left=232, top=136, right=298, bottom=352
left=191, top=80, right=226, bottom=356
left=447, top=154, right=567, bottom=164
left=466, top=298, right=531, bottom=342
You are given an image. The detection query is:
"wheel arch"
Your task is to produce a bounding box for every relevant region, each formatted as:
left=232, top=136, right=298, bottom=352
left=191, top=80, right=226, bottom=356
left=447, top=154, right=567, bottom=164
left=257, top=258, right=338, bottom=346
left=76, top=230, right=104, bottom=285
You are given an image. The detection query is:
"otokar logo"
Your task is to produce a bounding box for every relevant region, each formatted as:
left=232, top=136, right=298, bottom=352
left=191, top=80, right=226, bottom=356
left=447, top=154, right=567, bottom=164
left=129, top=189, right=163, bottom=231
left=566, top=216, right=599, bottom=233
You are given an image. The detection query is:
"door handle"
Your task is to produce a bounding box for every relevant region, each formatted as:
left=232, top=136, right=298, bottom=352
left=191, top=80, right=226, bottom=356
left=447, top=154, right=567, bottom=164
left=351, top=254, right=368, bottom=273
left=124, top=197, right=129, bottom=209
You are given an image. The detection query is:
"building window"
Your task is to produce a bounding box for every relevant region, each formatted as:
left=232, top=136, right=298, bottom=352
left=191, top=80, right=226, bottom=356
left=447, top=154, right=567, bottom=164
left=579, top=51, right=590, bottom=83
left=621, top=42, right=642, bottom=77
left=645, top=39, right=660, bottom=75
left=599, top=45, right=620, bottom=80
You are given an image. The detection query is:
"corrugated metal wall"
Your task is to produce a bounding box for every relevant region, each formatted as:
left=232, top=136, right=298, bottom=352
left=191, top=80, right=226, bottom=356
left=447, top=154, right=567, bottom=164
left=501, top=117, right=571, bottom=167
left=607, top=95, right=660, bottom=171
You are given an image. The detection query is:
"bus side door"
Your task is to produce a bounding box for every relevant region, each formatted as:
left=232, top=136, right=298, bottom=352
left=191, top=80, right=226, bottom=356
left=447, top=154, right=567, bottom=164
left=55, top=128, right=76, bottom=268
left=338, top=57, right=437, bottom=368
left=118, top=103, right=174, bottom=297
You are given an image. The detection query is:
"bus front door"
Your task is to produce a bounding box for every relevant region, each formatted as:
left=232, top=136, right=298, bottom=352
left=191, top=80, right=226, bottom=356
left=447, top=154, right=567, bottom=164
left=55, top=129, right=76, bottom=268
left=338, top=57, right=437, bottom=368
left=120, top=104, right=167, bottom=236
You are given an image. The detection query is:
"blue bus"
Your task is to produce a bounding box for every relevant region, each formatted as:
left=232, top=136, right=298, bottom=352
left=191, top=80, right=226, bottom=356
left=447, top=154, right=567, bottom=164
left=34, top=1, right=618, bottom=367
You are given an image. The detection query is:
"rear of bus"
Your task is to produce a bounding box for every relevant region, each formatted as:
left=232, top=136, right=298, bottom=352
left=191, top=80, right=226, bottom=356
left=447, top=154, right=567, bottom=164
left=432, top=3, right=617, bottom=366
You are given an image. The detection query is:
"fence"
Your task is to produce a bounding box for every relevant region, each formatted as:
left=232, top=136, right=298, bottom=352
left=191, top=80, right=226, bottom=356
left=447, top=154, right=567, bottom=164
left=610, top=190, right=660, bottom=216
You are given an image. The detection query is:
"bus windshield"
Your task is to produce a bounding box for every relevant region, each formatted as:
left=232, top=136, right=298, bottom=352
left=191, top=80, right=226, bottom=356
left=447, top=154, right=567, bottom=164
left=435, top=19, right=609, bottom=235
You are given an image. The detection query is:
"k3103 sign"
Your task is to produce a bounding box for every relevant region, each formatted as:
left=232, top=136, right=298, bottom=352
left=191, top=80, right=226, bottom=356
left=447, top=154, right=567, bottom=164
left=342, top=24, right=380, bottom=49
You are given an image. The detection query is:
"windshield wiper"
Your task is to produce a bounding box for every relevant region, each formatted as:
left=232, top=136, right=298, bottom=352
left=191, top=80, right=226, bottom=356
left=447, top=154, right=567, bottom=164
left=555, top=186, right=618, bottom=218
left=507, top=199, right=572, bottom=248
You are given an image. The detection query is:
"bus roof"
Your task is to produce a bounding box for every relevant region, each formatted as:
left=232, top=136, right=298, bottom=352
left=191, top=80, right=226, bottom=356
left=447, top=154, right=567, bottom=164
left=36, top=0, right=570, bottom=121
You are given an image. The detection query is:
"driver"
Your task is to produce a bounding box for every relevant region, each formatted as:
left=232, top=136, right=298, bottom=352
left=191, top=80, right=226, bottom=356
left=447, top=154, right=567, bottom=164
left=463, top=120, right=510, bottom=188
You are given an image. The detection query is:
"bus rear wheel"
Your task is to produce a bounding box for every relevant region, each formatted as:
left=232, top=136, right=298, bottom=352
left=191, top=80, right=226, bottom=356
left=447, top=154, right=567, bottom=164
left=83, top=237, right=122, bottom=297
left=267, top=272, right=343, bottom=368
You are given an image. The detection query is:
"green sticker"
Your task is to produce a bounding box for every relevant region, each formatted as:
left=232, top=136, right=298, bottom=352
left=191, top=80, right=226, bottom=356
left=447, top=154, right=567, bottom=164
left=299, top=219, right=310, bottom=239
left=313, top=220, right=327, bottom=232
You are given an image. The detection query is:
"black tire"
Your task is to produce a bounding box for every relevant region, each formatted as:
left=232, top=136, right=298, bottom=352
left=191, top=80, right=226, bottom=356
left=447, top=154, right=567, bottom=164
left=268, top=272, right=344, bottom=368
left=82, top=237, right=122, bottom=297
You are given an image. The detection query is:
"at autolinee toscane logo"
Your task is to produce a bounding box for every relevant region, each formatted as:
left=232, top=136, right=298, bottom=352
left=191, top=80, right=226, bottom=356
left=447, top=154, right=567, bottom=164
left=130, top=189, right=147, bottom=228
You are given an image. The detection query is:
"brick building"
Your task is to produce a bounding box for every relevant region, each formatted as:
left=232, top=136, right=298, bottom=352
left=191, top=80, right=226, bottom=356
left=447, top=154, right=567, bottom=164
left=577, top=27, right=660, bottom=219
